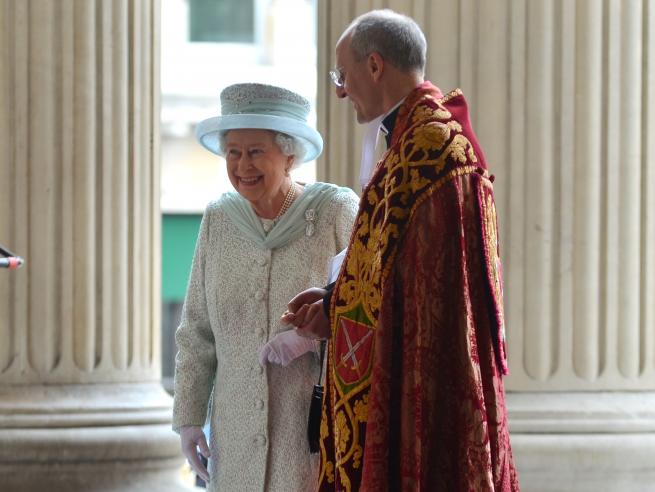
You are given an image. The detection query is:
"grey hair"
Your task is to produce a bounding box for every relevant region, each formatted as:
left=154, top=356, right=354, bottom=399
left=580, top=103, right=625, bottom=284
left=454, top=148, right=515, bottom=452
left=341, top=9, right=427, bottom=75
left=274, top=132, right=305, bottom=167
left=218, top=130, right=305, bottom=168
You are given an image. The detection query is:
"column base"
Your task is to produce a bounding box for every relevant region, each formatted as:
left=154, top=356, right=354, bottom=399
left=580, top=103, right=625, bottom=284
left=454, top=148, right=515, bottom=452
left=0, top=383, right=194, bottom=491
left=507, top=392, right=655, bottom=492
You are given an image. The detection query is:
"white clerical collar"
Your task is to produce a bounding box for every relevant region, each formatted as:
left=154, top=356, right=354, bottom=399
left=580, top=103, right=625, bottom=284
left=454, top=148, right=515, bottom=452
left=379, top=98, right=404, bottom=136
left=358, top=98, right=406, bottom=191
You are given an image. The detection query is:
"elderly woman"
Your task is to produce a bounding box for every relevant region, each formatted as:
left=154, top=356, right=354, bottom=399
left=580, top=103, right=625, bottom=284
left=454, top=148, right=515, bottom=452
left=172, top=83, right=359, bottom=491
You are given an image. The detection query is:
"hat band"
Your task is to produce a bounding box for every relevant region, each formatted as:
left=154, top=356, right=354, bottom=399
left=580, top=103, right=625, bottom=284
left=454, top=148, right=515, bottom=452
left=221, top=100, right=308, bottom=122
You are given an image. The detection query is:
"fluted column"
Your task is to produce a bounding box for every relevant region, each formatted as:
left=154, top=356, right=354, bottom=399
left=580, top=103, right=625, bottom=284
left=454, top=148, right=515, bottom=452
left=318, top=1, right=655, bottom=490
left=501, top=0, right=655, bottom=391
left=0, top=1, right=185, bottom=490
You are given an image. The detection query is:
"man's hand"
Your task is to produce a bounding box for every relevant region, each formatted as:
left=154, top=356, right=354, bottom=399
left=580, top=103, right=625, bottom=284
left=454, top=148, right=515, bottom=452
left=180, top=425, right=210, bottom=483
left=281, top=287, right=332, bottom=340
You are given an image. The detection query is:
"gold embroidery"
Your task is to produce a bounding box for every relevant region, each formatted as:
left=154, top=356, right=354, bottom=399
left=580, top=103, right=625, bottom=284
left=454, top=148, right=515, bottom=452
left=338, top=467, right=352, bottom=492
left=482, top=185, right=505, bottom=338
left=336, top=96, right=484, bottom=324
left=420, top=94, right=453, bottom=120
left=434, top=107, right=452, bottom=119
left=353, top=394, right=368, bottom=423
left=412, top=104, right=435, bottom=124
left=325, top=461, right=335, bottom=484
left=441, top=87, right=463, bottom=103
left=447, top=120, right=462, bottom=132
left=352, top=444, right=363, bottom=469
left=409, top=169, right=431, bottom=192
left=333, top=397, right=365, bottom=467
left=320, top=408, right=329, bottom=439
left=319, top=392, right=335, bottom=485
left=413, top=121, right=451, bottom=150
left=448, top=134, right=471, bottom=163
left=486, top=193, right=499, bottom=287
left=326, top=85, right=484, bottom=487
left=335, top=410, right=351, bottom=454
left=467, top=144, right=478, bottom=162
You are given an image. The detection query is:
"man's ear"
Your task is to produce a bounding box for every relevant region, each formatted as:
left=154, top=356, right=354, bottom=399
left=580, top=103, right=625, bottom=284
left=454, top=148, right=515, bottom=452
left=367, top=52, right=384, bottom=82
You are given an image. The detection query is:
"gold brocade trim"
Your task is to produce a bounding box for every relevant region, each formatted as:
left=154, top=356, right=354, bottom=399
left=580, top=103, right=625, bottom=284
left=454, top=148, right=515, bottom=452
left=335, top=136, right=483, bottom=323
left=338, top=467, right=352, bottom=492
left=333, top=371, right=370, bottom=402
left=327, top=164, right=484, bottom=474
left=332, top=394, right=366, bottom=468
left=411, top=165, right=483, bottom=215
left=440, top=87, right=464, bottom=104
left=479, top=177, right=506, bottom=342
left=485, top=192, right=501, bottom=299
left=318, top=397, right=335, bottom=485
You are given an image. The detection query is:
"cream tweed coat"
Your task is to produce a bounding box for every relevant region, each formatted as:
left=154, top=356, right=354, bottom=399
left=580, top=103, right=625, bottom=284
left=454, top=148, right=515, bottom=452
left=173, top=187, right=359, bottom=492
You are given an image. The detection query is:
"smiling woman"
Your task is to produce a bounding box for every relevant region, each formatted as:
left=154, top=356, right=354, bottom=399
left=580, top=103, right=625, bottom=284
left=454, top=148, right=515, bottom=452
left=222, top=129, right=296, bottom=219
left=194, top=83, right=324, bottom=224
left=171, top=82, right=360, bottom=492
left=159, top=5, right=320, bottom=395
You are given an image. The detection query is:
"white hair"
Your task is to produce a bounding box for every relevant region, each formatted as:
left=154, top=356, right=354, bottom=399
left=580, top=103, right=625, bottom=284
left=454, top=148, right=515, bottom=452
left=218, top=130, right=305, bottom=169
left=341, top=9, right=427, bottom=75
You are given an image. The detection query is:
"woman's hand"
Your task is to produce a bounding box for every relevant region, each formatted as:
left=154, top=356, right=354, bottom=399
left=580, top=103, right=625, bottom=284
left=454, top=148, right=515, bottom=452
left=259, top=330, right=316, bottom=366
left=180, top=425, right=210, bottom=483
left=281, top=287, right=331, bottom=340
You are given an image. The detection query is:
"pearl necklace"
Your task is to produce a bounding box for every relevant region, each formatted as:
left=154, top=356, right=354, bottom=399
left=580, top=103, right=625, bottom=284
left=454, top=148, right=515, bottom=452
left=274, top=182, right=297, bottom=221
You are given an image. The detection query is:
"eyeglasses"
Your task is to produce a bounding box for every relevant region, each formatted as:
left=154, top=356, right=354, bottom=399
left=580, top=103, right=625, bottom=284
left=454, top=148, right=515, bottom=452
left=329, top=67, right=345, bottom=88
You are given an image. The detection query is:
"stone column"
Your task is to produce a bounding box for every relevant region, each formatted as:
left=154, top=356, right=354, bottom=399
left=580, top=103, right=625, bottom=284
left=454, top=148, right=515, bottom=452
left=317, top=1, right=655, bottom=490
left=0, top=1, right=186, bottom=490
left=503, top=1, right=655, bottom=490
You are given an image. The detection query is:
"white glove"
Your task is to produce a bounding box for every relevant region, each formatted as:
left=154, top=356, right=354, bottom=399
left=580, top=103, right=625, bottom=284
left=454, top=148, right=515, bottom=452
left=259, top=329, right=316, bottom=367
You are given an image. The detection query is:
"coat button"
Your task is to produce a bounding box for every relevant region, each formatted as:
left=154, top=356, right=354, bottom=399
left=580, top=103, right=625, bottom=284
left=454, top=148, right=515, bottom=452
left=255, top=291, right=265, bottom=301
left=257, top=257, right=268, bottom=266
left=255, top=399, right=264, bottom=410
left=254, top=434, right=267, bottom=446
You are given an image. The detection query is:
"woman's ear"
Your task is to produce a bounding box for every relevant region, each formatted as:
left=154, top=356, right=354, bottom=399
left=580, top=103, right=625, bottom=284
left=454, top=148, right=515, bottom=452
left=285, top=155, right=295, bottom=175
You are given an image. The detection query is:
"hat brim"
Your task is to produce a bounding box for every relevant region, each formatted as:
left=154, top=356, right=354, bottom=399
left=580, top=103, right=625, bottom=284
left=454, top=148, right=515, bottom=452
left=195, top=114, right=323, bottom=163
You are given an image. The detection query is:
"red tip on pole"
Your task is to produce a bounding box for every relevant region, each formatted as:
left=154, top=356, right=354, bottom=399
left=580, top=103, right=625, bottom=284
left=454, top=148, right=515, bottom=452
left=7, top=257, right=22, bottom=270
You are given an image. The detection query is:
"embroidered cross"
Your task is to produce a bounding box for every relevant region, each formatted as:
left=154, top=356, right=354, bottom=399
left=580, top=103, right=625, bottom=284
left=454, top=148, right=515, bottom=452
left=335, top=317, right=374, bottom=384
left=341, top=327, right=372, bottom=374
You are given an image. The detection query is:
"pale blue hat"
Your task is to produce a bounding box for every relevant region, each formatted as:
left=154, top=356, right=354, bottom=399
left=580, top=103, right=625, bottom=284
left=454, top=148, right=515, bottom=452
left=195, top=83, right=323, bottom=162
